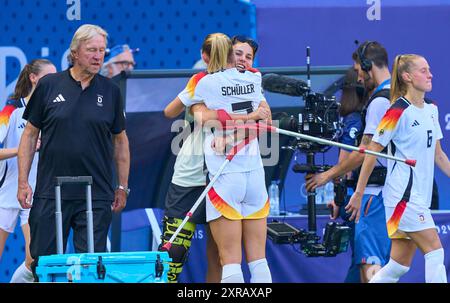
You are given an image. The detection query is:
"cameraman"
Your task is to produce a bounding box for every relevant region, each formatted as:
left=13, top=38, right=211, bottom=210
left=326, top=68, right=366, bottom=281
left=306, top=41, right=391, bottom=283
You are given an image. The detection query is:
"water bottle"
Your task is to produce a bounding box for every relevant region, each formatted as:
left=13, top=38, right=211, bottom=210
left=268, top=180, right=280, bottom=216
left=315, top=185, right=324, bottom=204
left=324, top=181, right=335, bottom=204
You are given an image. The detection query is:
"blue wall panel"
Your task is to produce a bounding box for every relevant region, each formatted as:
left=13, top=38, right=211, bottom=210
left=0, top=0, right=256, bottom=102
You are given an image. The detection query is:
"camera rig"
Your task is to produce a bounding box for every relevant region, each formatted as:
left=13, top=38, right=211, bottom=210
left=264, top=47, right=349, bottom=257
left=267, top=220, right=350, bottom=257
left=280, top=92, right=342, bottom=153
left=267, top=154, right=351, bottom=257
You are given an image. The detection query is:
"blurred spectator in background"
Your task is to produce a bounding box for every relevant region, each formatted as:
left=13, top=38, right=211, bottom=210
left=101, top=44, right=139, bottom=78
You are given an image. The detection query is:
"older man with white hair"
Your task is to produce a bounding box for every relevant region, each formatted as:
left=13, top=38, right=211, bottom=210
left=17, top=24, right=130, bottom=279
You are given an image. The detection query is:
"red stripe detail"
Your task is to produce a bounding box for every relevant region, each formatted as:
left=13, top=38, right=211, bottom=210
left=387, top=200, right=407, bottom=237
left=192, top=71, right=207, bottom=83
left=246, top=67, right=260, bottom=73
left=217, top=109, right=232, bottom=127
left=364, top=196, right=374, bottom=216
left=0, top=104, right=17, bottom=125
left=208, top=186, right=220, bottom=201
left=377, top=107, right=405, bottom=132
left=358, top=147, right=366, bottom=153
left=207, top=187, right=242, bottom=220
left=187, top=71, right=207, bottom=97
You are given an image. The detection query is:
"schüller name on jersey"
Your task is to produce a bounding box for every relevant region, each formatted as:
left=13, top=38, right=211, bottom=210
left=221, top=84, right=255, bottom=96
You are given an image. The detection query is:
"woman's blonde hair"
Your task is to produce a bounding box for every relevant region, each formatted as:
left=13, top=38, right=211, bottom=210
left=201, top=33, right=234, bottom=73
left=390, top=54, right=423, bottom=103
left=68, top=24, right=108, bottom=65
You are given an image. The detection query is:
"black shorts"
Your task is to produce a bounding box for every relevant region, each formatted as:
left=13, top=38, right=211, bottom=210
left=164, top=182, right=207, bottom=224
left=28, top=198, right=112, bottom=260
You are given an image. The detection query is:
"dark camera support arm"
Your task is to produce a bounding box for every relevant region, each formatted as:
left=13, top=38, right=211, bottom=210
left=305, top=153, right=318, bottom=232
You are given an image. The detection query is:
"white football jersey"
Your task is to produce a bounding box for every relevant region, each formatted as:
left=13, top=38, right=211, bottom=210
left=192, top=68, right=264, bottom=175
left=0, top=107, right=39, bottom=209
left=171, top=71, right=208, bottom=187
left=373, top=97, right=443, bottom=208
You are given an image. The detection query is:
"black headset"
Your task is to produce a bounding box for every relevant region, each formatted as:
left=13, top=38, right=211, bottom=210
left=358, top=41, right=375, bottom=72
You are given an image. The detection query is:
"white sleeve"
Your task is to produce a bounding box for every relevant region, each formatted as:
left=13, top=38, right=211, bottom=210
left=372, top=104, right=405, bottom=147
left=178, top=86, right=198, bottom=107
left=178, top=73, right=206, bottom=107
left=191, top=80, right=207, bottom=106
left=364, top=97, right=390, bottom=135
left=0, top=109, right=13, bottom=144
left=0, top=123, right=7, bottom=145
left=177, top=87, right=191, bottom=107
left=2, top=110, right=17, bottom=147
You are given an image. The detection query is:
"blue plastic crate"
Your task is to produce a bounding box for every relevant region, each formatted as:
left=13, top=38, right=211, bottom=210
left=36, top=251, right=171, bottom=283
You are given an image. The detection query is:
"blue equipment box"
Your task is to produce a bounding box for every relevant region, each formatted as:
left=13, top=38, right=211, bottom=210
left=36, top=251, right=171, bottom=283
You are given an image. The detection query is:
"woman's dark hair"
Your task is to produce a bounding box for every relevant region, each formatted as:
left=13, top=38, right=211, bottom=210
left=339, top=68, right=366, bottom=116
left=11, top=59, right=53, bottom=100
left=352, top=41, right=389, bottom=70
left=231, top=35, right=259, bottom=57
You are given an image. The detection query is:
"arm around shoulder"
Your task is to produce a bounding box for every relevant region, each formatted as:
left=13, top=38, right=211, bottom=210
left=164, top=97, right=186, bottom=118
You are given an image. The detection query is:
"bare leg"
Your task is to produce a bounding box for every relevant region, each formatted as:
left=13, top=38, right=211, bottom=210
left=10, top=223, right=35, bottom=283
left=360, top=264, right=381, bottom=283
left=21, top=223, right=33, bottom=270
left=242, top=218, right=267, bottom=262
left=390, top=238, right=417, bottom=266
left=363, top=238, right=416, bottom=282
left=209, top=217, right=244, bottom=283
left=369, top=238, right=417, bottom=283
left=407, top=228, right=446, bottom=283
left=208, top=216, right=242, bottom=265
left=242, top=218, right=271, bottom=283
left=205, top=224, right=221, bottom=283
left=406, top=228, right=442, bottom=254
left=0, top=228, right=10, bottom=260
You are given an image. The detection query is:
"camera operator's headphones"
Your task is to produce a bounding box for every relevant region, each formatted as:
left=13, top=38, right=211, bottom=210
left=358, top=41, right=375, bottom=72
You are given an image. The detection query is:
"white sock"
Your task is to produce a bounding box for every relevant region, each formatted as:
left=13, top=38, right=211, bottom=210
left=425, top=248, right=447, bottom=283
left=221, top=263, right=244, bottom=283
left=248, top=258, right=272, bottom=283
left=10, top=261, right=34, bottom=283
left=369, top=258, right=409, bottom=283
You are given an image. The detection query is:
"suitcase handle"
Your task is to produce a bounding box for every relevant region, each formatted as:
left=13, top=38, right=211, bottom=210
left=55, top=176, right=94, bottom=254
left=55, top=176, right=93, bottom=186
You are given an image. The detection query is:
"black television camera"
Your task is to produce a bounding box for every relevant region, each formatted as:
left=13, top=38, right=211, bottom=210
left=262, top=73, right=342, bottom=153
